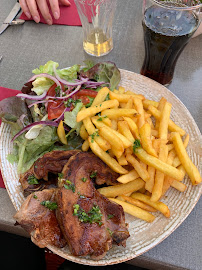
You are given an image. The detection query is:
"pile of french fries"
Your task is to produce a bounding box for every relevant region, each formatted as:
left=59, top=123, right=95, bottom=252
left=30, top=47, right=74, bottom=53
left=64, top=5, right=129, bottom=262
left=76, top=86, right=202, bottom=223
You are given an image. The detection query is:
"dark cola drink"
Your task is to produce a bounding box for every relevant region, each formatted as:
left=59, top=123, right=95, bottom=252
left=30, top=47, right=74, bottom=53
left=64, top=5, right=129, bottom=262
left=140, top=5, right=199, bottom=85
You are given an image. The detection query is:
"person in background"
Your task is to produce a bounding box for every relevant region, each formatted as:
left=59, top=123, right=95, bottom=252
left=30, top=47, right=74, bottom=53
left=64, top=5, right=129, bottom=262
left=19, top=0, right=71, bottom=25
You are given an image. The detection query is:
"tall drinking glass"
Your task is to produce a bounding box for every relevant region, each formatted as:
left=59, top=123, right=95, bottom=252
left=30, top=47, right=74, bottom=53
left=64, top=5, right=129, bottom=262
left=74, top=0, right=117, bottom=57
left=140, top=0, right=202, bottom=86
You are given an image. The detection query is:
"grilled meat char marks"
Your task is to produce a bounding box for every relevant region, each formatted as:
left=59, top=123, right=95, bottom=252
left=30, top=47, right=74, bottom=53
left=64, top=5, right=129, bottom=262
left=33, top=150, right=80, bottom=181
left=19, top=150, right=80, bottom=196
left=14, top=189, right=66, bottom=248
left=56, top=152, right=129, bottom=259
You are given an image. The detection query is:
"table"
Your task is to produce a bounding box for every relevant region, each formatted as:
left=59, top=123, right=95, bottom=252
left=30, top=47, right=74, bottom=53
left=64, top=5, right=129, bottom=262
left=0, top=1, right=202, bottom=269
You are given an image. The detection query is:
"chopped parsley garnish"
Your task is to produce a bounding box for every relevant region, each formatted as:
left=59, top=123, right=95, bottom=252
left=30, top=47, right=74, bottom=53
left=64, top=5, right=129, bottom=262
left=81, top=177, right=87, bottom=182
left=107, top=228, right=113, bottom=236
left=90, top=129, right=99, bottom=142
left=73, top=204, right=102, bottom=226
left=27, top=175, right=39, bottom=185
left=55, top=86, right=61, bottom=97
left=58, top=173, right=64, bottom=180
left=85, top=96, right=94, bottom=108
left=40, top=201, right=58, bottom=210
left=64, top=98, right=81, bottom=108
left=90, top=171, right=97, bottom=179
left=33, top=195, right=38, bottom=199
left=64, top=180, right=75, bottom=193
left=97, top=113, right=107, bottom=121
left=133, top=139, right=141, bottom=153
left=107, top=214, right=114, bottom=220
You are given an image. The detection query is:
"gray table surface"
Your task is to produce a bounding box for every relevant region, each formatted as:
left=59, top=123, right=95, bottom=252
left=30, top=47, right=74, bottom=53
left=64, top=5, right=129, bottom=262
left=0, top=0, right=202, bottom=269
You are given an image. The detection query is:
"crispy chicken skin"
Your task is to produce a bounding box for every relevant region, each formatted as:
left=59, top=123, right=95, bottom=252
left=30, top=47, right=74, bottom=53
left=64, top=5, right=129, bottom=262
left=56, top=152, right=129, bottom=259
left=19, top=150, right=80, bottom=196
left=14, top=189, right=66, bottom=248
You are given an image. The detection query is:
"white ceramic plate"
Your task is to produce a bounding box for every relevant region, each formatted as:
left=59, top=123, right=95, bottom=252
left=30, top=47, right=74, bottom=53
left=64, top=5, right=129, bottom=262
left=0, top=69, right=201, bottom=266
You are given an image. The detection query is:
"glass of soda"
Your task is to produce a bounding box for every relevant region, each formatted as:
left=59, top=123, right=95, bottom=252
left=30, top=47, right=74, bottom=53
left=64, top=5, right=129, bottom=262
left=140, top=0, right=202, bottom=86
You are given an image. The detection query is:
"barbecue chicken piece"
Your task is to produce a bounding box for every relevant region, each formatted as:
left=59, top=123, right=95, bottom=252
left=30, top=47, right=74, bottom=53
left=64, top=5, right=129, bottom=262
left=14, top=189, right=66, bottom=248
left=56, top=152, right=129, bottom=259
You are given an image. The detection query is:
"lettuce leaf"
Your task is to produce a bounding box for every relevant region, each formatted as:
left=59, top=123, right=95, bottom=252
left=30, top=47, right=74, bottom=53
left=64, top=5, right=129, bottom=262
left=7, top=124, right=59, bottom=174
left=64, top=102, right=83, bottom=134
left=57, top=64, right=80, bottom=81
left=80, top=61, right=121, bottom=91
left=31, top=61, right=80, bottom=95
left=32, top=60, right=59, bottom=75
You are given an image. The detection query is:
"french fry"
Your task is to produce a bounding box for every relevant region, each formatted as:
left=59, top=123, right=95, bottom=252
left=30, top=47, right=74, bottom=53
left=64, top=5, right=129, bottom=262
left=152, top=139, right=168, bottom=155
left=108, top=149, right=115, bottom=158
left=82, top=139, right=89, bottom=152
left=117, top=154, right=128, bottom=166
left=171, top=180, right=187, bottom=192
left=148, top=105, right=186, bottom=136
left=113, top=89, right=119, bottom=94
left=143, top=99, right=159, bottom=109
left=92, top=118, right=132, bottom=148
left=171, top=132, right=202, bottom=185
left=88, top=138, right=128, bottom=174
left=101, top=108, right=137, bottom=119
left=172, top=134, right=189, bottom=167
left=99, top=126, right=124, bottom=158
left=145, top=166, right=155, bottom=193
left=151, top=129, right=159, bottom=138
left=123, top=117, right=140, bottom=139
left=133, top=98, right=145, bottom=129
left=139, top=186, right=146, bottom=194
left=83, top=116, right=111, bottom=151
left=125, top=98, right=134, bottom=109
left=135, top=148, right=184, bottom=181
left=111, top=119, right=118, bottom=130
left=92, top=115, right=112, bottom=127
left=118, top=86, right=125, bottom=94
left=77, top=99, right=119, bottom=122
left=125, top=147, right=133, bottom=155
left=162, top=149, right=176, bottom=195
left=155, top=97, right=167, bottom=130
left=80, top=124, right=88, bottom=140
left=109, top=91, right=144, bottom=102
left=151, top=144, right=168, bottom=202
left=118, top=121, right=135, bottom=143
left=126, top=154, right=150, bottom=182
left=146, top=117, right=155, bottom=129
left=97, top=178, right=145, bottom=197
left=120, top=195, right=157, bottom=212
left=158, top=102, right=172, bottom=140
left=131, top=193, right=170, bottom=217
left=145, top=112, right=151, bottom=119
left=109, top=198, right=155, bottom=222
left=117, top=169, right=139, bottom=184
left=167, top=144, right=174, bottom=151
left=139, top=123, right=158, bottom=157
left=91, top=87, right=109, bottom=107
left=119, top=102, right=126, bottom=108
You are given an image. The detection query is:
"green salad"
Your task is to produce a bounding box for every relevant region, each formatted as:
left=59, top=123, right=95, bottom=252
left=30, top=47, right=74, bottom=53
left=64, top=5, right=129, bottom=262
left=0, top=60, right=121, bottom=174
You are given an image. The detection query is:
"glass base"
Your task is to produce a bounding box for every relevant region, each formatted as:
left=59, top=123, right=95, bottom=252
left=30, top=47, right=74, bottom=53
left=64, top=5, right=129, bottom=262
left=83, top=36, right=113, bottom=57
left=84, top=46, right=113, bottom=57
